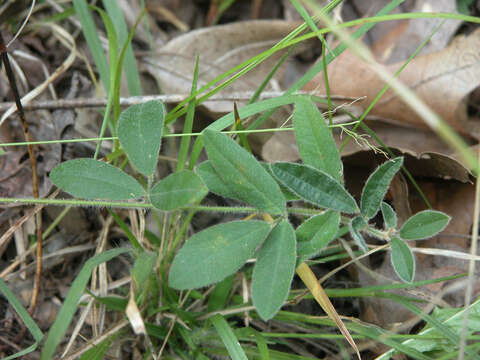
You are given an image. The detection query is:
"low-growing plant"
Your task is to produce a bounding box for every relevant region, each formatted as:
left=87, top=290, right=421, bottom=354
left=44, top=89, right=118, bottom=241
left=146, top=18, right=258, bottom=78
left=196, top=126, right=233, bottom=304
left=48, top=96, right=450, bottom=356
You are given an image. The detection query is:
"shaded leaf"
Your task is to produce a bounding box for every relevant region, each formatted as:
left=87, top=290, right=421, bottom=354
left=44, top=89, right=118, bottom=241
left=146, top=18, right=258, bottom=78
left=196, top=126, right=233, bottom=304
left=196, top=160, right=238, bottom=199
left=169, top=221, right=271, bottom=289
left=149, top=170, right=207, bottom=211
left=252, top=220, right=296, bottom=321
left=271, top=162, right=358, bottom=213
left=361, top=157, right=403, bottom=219
left=203, top=130, right=286, bottom=214
left=296, top=210, right=340, bottom=263
left=117, top=100, right=165, bottom=176
left=390, top=237, right=415, bottom=283
left=50, top=159, right=144, bottom=200
left=293, top=96, right=342, bottom=180
left=131, top=251, right=156, bottom=288
left=400, top=210, right=451, bottom=240
left=349, top=216, right=368, bottom=252
left=381, top=202, right=398, bottom=229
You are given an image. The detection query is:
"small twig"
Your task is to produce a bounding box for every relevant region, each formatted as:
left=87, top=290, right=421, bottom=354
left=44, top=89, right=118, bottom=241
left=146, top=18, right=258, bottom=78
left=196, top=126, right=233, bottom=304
left=0, top=32, right=43, bottom=315
left=0, top=91, right=354, bottom=112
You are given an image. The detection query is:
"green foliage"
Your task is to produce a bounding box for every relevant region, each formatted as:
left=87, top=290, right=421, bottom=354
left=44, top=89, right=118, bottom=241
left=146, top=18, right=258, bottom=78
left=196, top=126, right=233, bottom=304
left=252, top=220, right=296, bottom=320
left=50, top=158, right=144, bottom=200
left=296, top=210, right=340, bottom=263
left=349, top=216, right=368, bottom=252
left=168, top=221, right=271, bottom=290
left=381, top=201, right=397, bottom=229
left=131, top=251, right=156, bottom=288
left=390, top=237, right=415, bottom=283
left=399, top=210, right=451, bottom=240
left=117, top=100, right=164, bottom=176
left=360, top=157, right=403, bottom=219
left=203, top=129, right=286, bottom=215
left=271, top=162, right=358, bottom=213
left=149, top=170, right=207, bottom=211
left=293, top=96, right=342, bottom=180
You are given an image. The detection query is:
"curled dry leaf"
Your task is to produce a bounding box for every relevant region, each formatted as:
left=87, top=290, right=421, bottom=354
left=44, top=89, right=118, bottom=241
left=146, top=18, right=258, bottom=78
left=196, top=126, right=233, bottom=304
left=142, top=20, right=305, bottom=113
left=304, top=28, right=480, bottom=139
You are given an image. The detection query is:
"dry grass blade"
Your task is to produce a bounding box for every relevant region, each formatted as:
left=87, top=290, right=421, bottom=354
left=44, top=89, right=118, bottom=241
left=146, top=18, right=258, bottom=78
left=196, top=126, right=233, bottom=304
left=296, top=262, right=361, bottom=360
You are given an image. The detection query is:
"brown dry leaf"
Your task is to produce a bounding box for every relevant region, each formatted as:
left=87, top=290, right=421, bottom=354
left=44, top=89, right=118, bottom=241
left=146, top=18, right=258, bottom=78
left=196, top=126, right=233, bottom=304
left=371, top=0, right=461, bottom=63
left=142, top=20, right=304, bottom=113
left=304, top=28, right=480, bottom=139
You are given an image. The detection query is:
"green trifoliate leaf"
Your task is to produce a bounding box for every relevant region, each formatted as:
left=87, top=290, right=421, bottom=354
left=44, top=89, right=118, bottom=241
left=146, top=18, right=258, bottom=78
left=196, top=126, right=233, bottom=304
left=271, top=162, right=359, bottom=214
left=390, top=237, right=415, bottom=283
left=361, top=157, right=403, bottom=219
left=169, top=221, right=271, bottom=289
left=399, top=210, right=450, bottom=241
left=349, top=216, right=368, bottom=252
left=252, top=220, right=296, bottom=321
left=149, top=170, right=207, bottom=211
left=293, top=97, right=342, bottom=180
left=381, top=201, right=397, bottom=229
left=203, top=129, right=286, bottom=215
left=261, top=162, right=299, bottom=201
left=117, top=100, right=165, bottom=176
left=50, top=158, right=144, bottom=200
left=296, top=210, right=340, bottom=264
left=196, top=160, right=237, bottom=199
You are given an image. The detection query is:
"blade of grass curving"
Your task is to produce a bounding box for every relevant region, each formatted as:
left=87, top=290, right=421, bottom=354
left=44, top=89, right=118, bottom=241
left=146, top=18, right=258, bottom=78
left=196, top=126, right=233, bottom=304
left=108, top=209, right=142, bottom=251
left=304, top=1, right=478, bottom=173
left=235, top=328, right=271, bottom=360
left=102, top=0, right=142, bottom=96
left=179, top=56, right=199, bottom=171
left=73, top=0, right=110, bottom=91
left=0, top=279, right=43, bottom=360
left=211, top=314, right=248, bottom=360
left=377, top=294, right=480, bottom=360
left=245, top=0, right=403, bottom=134
left=91, top=5, right=118, bottom=159
left=289, top=0, right=333, bottom=125
left=41, top=248, right=131, bottom=360
left=232, top=102, right=251, bottom=152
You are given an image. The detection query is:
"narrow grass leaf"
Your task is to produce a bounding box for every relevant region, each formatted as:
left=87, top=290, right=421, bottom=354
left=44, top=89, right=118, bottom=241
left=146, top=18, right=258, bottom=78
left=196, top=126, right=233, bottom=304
left=131, top=251, right=156, bottom=288
left=78, top=334, right=118, bottom=360
left=381, top=201, right=398, bottom=229
left=149, top=170, right=207, bottom=211
left=196, top=160, right=238, bottom=199
left=211, top=314, right=248, bottom=360
left=169, top=221, right=271, bottom=289
left=208, top=275, right=234, bottom=312
left=50, top=159, right=144, bottom=200
left=252, top=220, right=296, bottom=321
left=271, top=162, right=358, bottom=213
left=203, top=130, right=286, bottom=215
left=117, top=100, right=165, bottom=176
left=390, top=237, right=415, bottom=283
left=293, top=97, right=342, bottom=180
left=296, top=210, right=340, bottom=263
left=179, top=56, right=199, bottom=171
left=41, top=248, right=131, bottom=360
left=0, top=279, right=43, bottom=360
left=400, top=210, right=451, bottom=240
left=108, top=209, right=142, bottom=251
left=102, top=0, right=142, bottom=95
left=349, top=216, right=368, bottom=252
left=361, top=157, right=403, bottom=219
left=73, top=0, right=110, bottom=90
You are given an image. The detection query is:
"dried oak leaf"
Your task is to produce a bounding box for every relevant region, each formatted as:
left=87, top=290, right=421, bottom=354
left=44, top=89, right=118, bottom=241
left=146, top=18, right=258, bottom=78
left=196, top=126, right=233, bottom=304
left=304, top=28, right=480, bottom=139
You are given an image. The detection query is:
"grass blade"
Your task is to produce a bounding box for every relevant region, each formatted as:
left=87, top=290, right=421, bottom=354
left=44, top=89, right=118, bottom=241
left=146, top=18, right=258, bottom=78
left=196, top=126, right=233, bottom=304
left=211, top=314, right=248, bottom=360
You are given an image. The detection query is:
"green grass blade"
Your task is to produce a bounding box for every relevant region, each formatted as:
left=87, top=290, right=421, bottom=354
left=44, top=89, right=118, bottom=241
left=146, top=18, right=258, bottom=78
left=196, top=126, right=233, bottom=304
left=0, top=279, right=43, bottom=360
left=179, top=56, right=199, bottom=172
left=41, top=248, right=131, bottom=360
left=108, top=209, right=142, bottom=251
left=211, top=314, right=248, bottom=360
left=73, top=0, right=110, bottom=91
left=102, top=0, right=142, bottom=96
